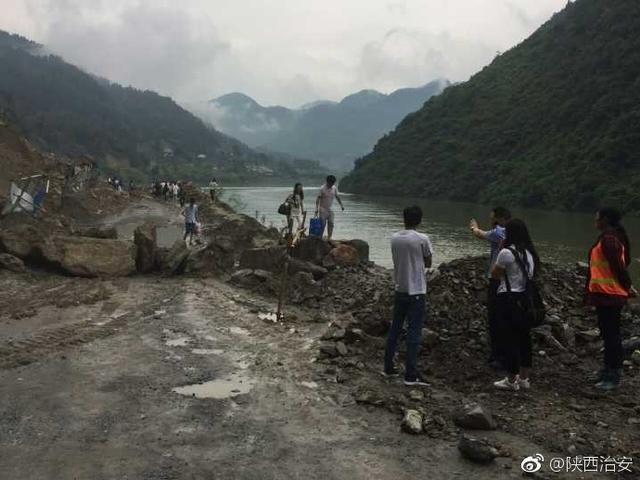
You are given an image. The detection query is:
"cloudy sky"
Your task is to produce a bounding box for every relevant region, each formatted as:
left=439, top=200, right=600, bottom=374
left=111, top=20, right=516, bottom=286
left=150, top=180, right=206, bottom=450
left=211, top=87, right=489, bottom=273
left=3, top=0, right=568, bottom=107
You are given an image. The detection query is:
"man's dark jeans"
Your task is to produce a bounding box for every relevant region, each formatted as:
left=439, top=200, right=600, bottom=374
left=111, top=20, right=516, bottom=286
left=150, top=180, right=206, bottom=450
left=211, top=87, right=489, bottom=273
left=384, top=292, right=426, bottom=380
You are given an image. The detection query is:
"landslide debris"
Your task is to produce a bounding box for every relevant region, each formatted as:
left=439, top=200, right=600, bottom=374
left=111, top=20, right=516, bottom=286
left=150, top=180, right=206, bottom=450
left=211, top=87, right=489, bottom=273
left=231, top=247, right=640, bottom=460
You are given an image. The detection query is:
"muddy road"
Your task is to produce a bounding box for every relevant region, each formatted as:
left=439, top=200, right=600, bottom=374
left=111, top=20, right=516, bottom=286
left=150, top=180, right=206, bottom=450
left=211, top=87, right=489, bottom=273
left=0, top=270, right=567, bottom=480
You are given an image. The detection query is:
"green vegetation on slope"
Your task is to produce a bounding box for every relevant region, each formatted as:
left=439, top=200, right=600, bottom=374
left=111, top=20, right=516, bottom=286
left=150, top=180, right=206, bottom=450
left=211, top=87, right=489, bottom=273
left=341, top=0, right=640, bottom=213
left=0, top=32, right=325, bottom=183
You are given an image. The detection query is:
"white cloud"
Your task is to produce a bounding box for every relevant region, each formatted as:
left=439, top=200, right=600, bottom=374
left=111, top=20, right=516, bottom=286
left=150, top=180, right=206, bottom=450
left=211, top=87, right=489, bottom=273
left=1, top=0, right=568, bottom=107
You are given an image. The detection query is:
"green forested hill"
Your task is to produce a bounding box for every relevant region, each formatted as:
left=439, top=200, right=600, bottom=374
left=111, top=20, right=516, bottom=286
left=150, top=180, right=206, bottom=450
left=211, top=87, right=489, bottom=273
left=341, top=0, right=640, bottom=212
left=0, top=31, right=324, bottom=182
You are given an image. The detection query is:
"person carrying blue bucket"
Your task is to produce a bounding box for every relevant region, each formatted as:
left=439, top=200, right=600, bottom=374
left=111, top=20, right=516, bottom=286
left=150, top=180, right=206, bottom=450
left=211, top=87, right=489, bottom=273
left=313, top=175, right=345, bottom=240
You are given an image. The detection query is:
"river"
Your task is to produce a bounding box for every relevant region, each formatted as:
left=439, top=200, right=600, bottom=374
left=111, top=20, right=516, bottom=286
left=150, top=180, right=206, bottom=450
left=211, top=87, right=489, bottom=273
left=219, top=186, right=640, bottom=279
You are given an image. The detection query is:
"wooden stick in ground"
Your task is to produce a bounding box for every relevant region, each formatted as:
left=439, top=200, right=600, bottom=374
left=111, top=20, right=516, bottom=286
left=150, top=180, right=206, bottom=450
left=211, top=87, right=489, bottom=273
left=276, top=253, right=290, bottom=321
left=276, top=229, right=305, bottom=321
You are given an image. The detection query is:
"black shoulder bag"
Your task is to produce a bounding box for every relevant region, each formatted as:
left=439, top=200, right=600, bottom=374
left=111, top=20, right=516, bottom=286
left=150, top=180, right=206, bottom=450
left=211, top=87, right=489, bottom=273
left=278, top=196, right=292, bottom=216
left=504, top=248, right=545, bottom=328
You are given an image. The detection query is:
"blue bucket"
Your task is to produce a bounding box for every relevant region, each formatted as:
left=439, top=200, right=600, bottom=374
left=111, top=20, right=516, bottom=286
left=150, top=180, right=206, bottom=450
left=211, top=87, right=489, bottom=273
left=309, top=217, right=323, bottom=237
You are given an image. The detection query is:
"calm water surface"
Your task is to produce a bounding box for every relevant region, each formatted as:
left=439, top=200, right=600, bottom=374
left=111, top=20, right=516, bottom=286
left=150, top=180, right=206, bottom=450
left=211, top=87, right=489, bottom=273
left=220, top=186, right=640, bottom=279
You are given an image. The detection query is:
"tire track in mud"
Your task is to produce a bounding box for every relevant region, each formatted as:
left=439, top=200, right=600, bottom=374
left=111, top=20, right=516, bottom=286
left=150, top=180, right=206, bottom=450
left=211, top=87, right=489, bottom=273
left=0, top=284, right=182, bottom=370
left=0, top=312, right=136, bottom=369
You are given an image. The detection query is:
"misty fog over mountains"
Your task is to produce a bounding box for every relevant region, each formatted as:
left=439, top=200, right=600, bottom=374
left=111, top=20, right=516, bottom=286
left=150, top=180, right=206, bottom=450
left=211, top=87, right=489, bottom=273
left=189, top=79, right=449, bottom=171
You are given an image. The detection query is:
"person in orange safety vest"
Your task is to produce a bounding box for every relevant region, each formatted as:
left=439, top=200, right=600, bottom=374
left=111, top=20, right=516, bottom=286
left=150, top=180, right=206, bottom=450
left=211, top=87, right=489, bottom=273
left=585, top=207, right=637, bottom=390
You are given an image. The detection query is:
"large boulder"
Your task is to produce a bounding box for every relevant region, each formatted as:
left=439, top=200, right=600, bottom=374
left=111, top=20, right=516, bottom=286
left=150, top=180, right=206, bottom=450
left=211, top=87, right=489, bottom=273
left=323, top=244, right=359, bottom=267
left=161, top=240, right=190, bottom=275
left=0, top=222, right=47, bottom=259
left=292, top=237, right=332, bottom=264
left=0, top=253, right=26, bottom=273
left=341, top=240, right=369, bottom=263
left=239, top=246, right=287, bottom=272
left=185, top=241, right=235, bottom=275
left=42, top=236, right=136, bottom=277
left=134, top=222, right=157, bottom=273
left=209, top=213, right=279, bottom=251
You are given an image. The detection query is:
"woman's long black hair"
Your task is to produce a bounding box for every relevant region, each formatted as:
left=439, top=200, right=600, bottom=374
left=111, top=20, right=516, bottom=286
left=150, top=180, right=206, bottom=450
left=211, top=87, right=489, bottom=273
left=293, top=182, right=304, bottom=200
left=598, top=207, right=631, bottom=264
left=503, top=218, right=540, bottom=275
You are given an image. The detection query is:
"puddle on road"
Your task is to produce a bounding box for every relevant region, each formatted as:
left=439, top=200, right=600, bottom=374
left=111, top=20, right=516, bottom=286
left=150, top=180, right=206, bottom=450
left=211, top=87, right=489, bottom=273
left=166, top=337, right=190, bottom=347
left=173, top=374, right=255, bottom=399
left=156, top=224, right=183, bottom=248
left=191, top=348, right=224, bottom=355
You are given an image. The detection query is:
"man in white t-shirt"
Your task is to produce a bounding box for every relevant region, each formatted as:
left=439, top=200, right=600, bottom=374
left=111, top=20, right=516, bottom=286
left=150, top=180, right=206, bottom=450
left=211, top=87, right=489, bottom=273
left=384, top=205, right=433, bottom=387
left=315, top=175, right=344, bottom=240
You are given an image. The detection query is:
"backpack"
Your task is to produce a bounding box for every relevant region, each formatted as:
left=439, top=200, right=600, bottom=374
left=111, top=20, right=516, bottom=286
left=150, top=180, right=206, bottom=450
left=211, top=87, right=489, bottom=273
left=504, top=248, right=546, bottom=328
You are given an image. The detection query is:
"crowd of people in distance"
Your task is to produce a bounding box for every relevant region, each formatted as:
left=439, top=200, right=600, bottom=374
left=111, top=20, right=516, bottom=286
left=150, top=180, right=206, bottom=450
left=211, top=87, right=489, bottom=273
left=151, top=179, right=202, bottom=246
left=384, top=205, right=636, bottom=392
left=153, top=180, right=186, bottom=207
left=107, top=177, right=139, bottom=193
left=279, top=177, right=636, bottom=392
left=107, top=176, right=124, bottom=192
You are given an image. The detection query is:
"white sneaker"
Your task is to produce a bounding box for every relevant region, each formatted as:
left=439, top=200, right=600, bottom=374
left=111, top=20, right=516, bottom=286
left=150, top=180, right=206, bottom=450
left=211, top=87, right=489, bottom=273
left=494, top=376, right=520, bottom=391
left=518, top=377, right=531, bottom=390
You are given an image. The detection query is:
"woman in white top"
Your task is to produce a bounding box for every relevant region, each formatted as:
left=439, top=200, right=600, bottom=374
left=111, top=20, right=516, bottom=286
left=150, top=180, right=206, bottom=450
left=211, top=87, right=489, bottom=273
left=490, top=219, right=540, bottom=391
left=286, top=183, right=306, bottom=234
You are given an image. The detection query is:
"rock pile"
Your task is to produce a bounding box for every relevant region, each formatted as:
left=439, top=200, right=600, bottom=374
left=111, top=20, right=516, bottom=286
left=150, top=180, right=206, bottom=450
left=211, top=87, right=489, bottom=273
left=233, top=237, right=371, bottom=295
left=233, top=252, right=640, bottom=458
left=0, top=185, right=282, bottom=278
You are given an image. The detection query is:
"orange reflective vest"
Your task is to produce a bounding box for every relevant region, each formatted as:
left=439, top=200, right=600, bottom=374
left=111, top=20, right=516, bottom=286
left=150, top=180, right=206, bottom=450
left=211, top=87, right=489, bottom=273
left=588, top=237, right=629, bottom=297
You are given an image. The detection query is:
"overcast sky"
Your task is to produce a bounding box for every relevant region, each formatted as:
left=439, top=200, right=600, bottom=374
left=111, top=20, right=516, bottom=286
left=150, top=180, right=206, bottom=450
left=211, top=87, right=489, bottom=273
left=3, top=0, right=568, bottom=107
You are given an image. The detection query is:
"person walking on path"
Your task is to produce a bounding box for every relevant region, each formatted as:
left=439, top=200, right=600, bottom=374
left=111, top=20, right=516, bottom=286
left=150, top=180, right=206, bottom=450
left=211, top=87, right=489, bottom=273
left=470, top=207, right=511, bottom=368
left=286, top=183, right=306, bottom=235
left=585, top=207, right=637, bottom=390
left=491, top=219, right=539, bottom=391
left=172, top=182, right=179, bottom=203
left=384, top=205, right=433, bottom=387
left=209, top=178, right=219, bottom=203
left=178, top=182, right=186, bottom=208
left=162, top=182, right=169, bottom=201
left=182, top=198, right=199, bottom=246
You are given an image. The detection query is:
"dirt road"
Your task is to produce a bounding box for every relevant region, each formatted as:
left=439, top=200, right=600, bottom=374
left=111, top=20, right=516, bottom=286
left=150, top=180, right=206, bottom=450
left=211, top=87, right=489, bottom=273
left=0, top=268, right=570, bottom=479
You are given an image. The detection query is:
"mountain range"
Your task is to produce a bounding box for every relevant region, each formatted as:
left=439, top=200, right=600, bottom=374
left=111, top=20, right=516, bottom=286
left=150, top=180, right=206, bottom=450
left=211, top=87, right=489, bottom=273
left=0, top=31, right=325, bottom=184
left=191, top=79, right=449, bottom=172
left=341, top=0, right=640, bottom=213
